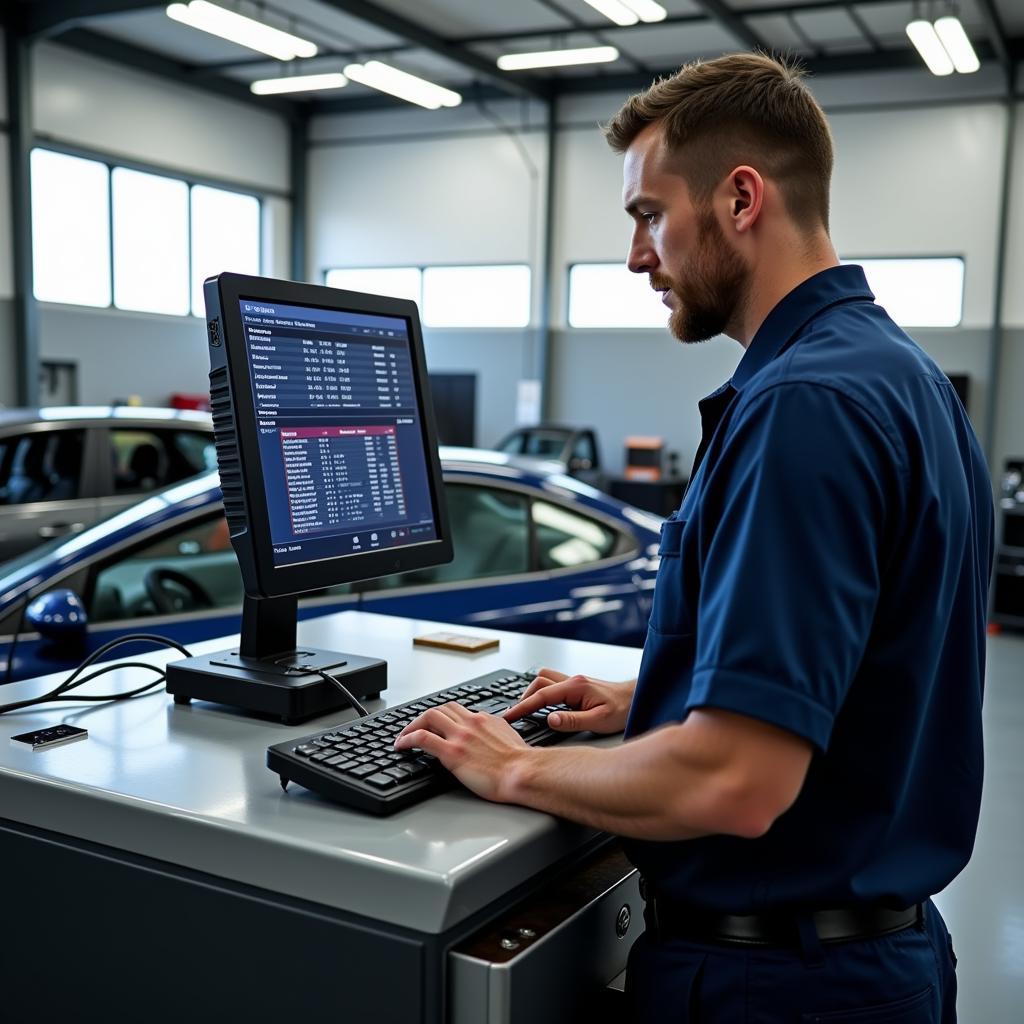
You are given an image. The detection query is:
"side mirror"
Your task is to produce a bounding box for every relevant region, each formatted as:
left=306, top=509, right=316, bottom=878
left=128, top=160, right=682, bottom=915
left=26, top=589, right=88, bottom=644
left=569, top=457, right=593, bottom=472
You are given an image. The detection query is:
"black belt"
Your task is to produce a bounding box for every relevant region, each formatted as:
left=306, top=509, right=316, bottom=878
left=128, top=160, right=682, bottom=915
left=640, top=879, right=924, bottom=948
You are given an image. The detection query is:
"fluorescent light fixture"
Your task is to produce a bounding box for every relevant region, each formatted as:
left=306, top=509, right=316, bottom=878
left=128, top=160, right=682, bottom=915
left=934, top=16, right=980, bottom=74
left=342, top=61, right=461, bottom=109
left=497, top=46, right=620, bottom=71
left=622, top=0, right=668, bottom=22
left=251, top=72, right=348, bottom=95
left=166, top=2, right=317, bottom=61
left=906, top=19, right=955, bottom=76
left=581, top=0, right=639, bottom=27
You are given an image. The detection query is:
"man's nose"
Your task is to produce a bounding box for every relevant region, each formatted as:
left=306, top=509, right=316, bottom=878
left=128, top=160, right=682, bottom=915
left=627, top=232, right=656, bottom=275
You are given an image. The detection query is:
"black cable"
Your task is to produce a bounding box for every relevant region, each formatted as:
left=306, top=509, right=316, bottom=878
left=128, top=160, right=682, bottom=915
left=315, top=668, right=369, bottom=718
left=0, top=634, right=192, bottom=716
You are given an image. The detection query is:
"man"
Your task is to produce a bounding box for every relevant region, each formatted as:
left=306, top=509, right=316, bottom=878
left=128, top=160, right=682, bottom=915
left=395, top=53, right=993, bottom=1021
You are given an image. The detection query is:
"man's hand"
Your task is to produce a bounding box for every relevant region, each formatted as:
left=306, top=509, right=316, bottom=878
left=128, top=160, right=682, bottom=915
left=502, top=667, right=636, bottom=735
left=393, top=702, right=530, bottom=803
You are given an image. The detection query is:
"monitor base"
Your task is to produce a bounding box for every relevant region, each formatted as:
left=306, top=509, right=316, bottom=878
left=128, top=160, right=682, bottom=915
left=166, top=647, right=387, bottom=725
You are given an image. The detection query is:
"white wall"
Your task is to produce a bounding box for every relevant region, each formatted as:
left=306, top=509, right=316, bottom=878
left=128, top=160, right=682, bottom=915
left=5, top=41, right=295, bottom=408
left=309, top=100, right=548, bottom=309
left=32, top=43, right=289, bottom=193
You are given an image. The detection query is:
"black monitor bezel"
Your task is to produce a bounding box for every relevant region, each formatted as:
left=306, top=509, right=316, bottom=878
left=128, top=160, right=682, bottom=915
left=209, top=272, right=452, bottom=599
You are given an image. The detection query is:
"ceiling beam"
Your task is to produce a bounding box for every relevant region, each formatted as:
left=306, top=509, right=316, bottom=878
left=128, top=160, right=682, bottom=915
left=312, top=0, right=551, bottom=100
left=975, top=0, right=1012, bottom=75
left=690, top=0, right=769, bottom=51
left=55, top=27, right=298, bottom=117
left=16, top=0, right=164, bottom=39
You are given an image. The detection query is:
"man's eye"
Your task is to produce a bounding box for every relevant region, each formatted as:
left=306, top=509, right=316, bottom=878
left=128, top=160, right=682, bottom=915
left=641, top=212, right=658, bottom=224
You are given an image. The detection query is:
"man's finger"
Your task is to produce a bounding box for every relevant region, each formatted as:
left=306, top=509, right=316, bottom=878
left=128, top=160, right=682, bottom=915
left=546, top=707, right=603, bottom=732
left=394, top=728, right=447, bottom=755
left=397, top=705, right=458, bottom=741
left=503, top=682, right=572, bottom=721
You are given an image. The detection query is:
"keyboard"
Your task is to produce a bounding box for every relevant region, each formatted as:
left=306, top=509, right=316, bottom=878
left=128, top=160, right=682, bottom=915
left=266, top=669, right=572, bottom=815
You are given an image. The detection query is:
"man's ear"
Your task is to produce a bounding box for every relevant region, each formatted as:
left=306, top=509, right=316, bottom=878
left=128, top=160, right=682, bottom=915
left=727, top=165, right=765, bottom=234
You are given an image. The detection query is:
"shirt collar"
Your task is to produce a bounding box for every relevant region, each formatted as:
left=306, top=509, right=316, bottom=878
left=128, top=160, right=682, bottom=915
left=730, top=264, right=875, bottom=391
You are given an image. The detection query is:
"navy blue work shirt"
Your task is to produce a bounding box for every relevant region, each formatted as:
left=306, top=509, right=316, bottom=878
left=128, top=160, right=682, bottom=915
left=623, top=264, right=994, bottom=914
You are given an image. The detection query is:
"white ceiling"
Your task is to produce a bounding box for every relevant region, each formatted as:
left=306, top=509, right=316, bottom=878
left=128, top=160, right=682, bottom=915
left=55, top=0, right=1024, bottom=107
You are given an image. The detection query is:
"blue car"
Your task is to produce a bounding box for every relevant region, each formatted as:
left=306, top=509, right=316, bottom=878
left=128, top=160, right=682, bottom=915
left=0, top=448, right=663, bottom=683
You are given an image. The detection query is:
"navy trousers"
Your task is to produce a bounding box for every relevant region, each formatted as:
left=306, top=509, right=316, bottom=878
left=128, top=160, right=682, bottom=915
left=624, top=899, right=958, bottom=1022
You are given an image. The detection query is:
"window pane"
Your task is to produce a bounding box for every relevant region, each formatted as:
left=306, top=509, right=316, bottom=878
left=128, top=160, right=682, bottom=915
left=31, top=149, right=111, bottom=307
left=90, top=514, right=241, bottom=622
left=568, top=263, right=667, bottom=328
left=110, top=430, right=169, bottom=495
left=533, top=500, right=617, bottom=570
left=422, top=265, right=530, bottom=328
left=844, top=258, right=964, bottom=328
left=0, top=430, right=85, bottom=505
left=112, top=168, right=189, bottom=315
left=376, top=484, right=529, bottom=587
left=190, top=185, right=260, bottom=317
left=325, top=267, right=422, bottom=304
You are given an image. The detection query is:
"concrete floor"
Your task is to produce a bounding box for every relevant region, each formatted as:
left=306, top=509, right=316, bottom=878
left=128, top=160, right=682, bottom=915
left=933, top=632, right=1024, bottom=1022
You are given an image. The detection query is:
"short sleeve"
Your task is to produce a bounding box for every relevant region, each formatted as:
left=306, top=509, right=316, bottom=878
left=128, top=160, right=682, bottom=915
left=686, top=382, right=903, bottom=751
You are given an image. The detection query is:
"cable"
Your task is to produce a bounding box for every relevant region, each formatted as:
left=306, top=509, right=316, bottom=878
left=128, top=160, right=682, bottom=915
left=314, top=668, right=369, bottom=718
left=0, top=634, right=192, bottom=716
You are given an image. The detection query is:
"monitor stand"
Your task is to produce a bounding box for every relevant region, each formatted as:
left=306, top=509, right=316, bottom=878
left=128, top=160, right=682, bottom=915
left=165, top=595, right=386, bottom=725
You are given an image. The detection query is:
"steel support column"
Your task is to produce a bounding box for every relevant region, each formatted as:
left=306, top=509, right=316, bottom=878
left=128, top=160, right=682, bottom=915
left=538, top=99, right=558, bottom=420
left=5, top=29, right=39, bottom=407
left=290, top=114, right=309, bottom=282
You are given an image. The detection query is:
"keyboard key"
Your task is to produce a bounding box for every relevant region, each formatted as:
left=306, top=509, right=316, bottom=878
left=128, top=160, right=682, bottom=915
left=294, top=744, right=319, bottom=757
left=325, top=753, right=349, bottom=766
left=311, top=751, right=332, bottom=763
left=384, top=766, right=412, bottom=780
left=366, top=773, right=398, bottom=789
left=351, top=764, right=377, bottom=778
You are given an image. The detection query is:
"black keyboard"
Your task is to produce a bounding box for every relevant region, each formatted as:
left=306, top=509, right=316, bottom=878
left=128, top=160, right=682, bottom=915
left=266, top=669, right=572, bottom=815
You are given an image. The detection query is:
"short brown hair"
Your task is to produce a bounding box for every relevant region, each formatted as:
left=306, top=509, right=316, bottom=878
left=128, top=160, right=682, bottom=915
left=604, top=53, right=833, bottom=231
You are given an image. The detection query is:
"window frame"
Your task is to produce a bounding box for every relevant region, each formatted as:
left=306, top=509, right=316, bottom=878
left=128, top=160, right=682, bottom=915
left=840, top=255, right=966, bottom=329
left=30, top=141, right=265, bottom=319
left=322, top=262, right=533, bottom=328
left=566, top=260, right=670, bottom=330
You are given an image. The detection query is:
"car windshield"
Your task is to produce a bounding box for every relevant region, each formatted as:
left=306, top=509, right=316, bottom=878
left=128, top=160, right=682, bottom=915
left=0, top=532, right=72, bottom=579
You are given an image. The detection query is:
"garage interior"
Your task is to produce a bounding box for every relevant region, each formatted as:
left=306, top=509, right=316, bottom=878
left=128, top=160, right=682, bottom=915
left=1, top=1, right=1023, bottom=1020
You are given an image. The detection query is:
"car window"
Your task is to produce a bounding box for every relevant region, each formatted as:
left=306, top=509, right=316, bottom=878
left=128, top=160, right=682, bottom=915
left=375, top=484, right=530, bottom=589
left=88, top=514, right=243, bottom=621
left=173, top=431, right=217, bottom=475
left=532, top=500, right=618, bottom=570
left=571, top=434, right=596, bottom=466
left=523, top=431, right=569, bottom=458
left=109, top=428, right=212, bottom=495
left=0, top=429, right=85, bottom=505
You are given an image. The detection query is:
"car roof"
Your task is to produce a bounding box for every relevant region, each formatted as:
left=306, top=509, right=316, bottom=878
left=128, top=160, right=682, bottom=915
left=0, top=407, right=213, bottom=430
left=0, top=447, right=662, bottom=610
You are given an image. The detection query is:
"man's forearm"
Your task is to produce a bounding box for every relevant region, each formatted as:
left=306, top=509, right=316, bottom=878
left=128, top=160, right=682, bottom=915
left=503, top=721, right=760, bottom=841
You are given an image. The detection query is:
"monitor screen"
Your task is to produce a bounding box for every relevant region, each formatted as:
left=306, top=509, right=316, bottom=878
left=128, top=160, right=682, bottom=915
left=237, top=297, right=439, bottom=569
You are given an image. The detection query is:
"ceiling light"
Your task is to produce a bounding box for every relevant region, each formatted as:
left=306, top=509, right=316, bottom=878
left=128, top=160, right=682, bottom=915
left=934, top=16, right=980, bottom=74
left=166, top=2, right=317, bottom=61
left=497, top=46, right=620, bottom=71
left=251, top=72, right=348, bottom=95
left=622, top=0, right=668, bottom=22
left=906, top=19, right=955, bottom=76
left=581, top=0, right=639, bottom=28
left=342, top=61, right=462, bottom=109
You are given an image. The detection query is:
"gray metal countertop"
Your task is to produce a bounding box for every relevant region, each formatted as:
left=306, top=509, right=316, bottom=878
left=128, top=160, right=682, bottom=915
left=0, top=611, right=642, bottom=934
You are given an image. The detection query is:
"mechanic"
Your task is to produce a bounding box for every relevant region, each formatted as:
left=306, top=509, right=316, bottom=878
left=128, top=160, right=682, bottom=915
left=395, top=53, right=993, bottom=1022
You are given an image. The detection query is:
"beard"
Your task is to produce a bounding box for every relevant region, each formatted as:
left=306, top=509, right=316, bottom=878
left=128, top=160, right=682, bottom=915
left=652, top=209, right=750, bottom=344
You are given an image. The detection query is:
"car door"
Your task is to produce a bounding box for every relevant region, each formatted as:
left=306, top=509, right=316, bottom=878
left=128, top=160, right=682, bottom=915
left=0, top=426, right=100, bottom=562
left=358, top=480, right=646, bottom=645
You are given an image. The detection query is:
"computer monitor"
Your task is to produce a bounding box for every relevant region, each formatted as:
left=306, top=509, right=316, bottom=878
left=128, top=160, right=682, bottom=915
left=166, top=273, right=452, bottom=723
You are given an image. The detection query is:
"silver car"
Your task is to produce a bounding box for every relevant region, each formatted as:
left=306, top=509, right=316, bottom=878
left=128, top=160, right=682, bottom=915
left=0, top=406, right=214, bottom=562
